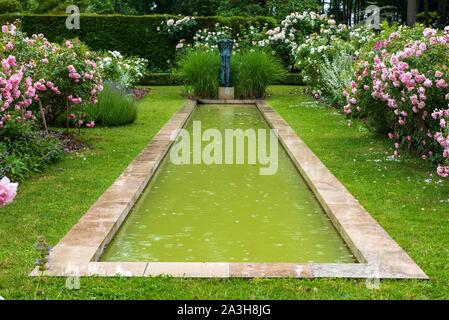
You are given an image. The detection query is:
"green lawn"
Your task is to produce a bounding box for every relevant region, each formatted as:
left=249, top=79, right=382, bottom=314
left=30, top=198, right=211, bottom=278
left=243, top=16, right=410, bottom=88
left=1, top=86, right=448, bottom=299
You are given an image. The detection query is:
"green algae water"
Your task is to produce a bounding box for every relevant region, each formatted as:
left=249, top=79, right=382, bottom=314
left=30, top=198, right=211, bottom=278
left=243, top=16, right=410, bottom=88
left=101, top=105, right=354, bottom=263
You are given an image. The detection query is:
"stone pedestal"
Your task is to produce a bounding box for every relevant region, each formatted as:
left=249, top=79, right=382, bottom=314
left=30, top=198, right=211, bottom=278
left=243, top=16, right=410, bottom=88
left=218, top=87, right=234, bottom=100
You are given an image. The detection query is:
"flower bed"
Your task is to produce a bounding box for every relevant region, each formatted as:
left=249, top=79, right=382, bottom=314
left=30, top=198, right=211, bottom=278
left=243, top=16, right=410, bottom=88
left=0, top=22, right=149, bottom=205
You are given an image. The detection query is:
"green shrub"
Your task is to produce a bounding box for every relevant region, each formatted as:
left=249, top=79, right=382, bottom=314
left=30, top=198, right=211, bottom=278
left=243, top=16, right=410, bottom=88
left=0, top=125, right=63, bottom=181
left=85, top=82, right=137, bottom=126
left=97, top=51, right=148, bottom=88
left=174, top=49, right=220, bottom=98
left=318, top=50, right=354, bottom=106
left=233, top=50, right=286, bottom=98
left=0, top=0, right=22, bottom=13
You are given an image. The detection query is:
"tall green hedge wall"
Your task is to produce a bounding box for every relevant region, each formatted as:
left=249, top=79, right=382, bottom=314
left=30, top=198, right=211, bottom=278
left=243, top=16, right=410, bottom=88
left=0, top=14, right=277, bottom=71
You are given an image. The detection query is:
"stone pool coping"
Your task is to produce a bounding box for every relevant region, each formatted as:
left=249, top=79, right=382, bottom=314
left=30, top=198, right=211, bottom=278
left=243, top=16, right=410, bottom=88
left=30, top=99, right=428, bottom=279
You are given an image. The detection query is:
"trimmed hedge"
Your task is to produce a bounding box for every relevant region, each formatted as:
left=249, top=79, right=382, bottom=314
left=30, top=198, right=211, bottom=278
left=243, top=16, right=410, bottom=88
left=0, top=14, right=276, bottom=72
left=139, top=72, right=303, bottom=86
left=276, top=73, right=304, bottom=86
left=139, top=73, right=182, bottom=86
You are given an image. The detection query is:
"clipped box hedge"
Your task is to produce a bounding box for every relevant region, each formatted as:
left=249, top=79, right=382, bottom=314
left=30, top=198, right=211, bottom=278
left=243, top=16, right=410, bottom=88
left=139, top=73, right=182, bottom=86
left=0, top=14, right=276, bottom=72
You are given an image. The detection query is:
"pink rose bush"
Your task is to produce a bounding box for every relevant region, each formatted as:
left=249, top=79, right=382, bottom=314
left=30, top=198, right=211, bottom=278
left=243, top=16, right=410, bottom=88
left=0, top=24, right=103, bottom=131
left=344, top=25, right=449, bottom=177
left=0, top=26, right=37, bottom=130
left=0, top=23, right=107, bottom=199
left=0, top=177, right=18, bottom=208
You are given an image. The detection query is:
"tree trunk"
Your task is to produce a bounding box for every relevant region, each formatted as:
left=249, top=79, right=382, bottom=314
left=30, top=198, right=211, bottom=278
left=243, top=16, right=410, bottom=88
left=424, top=0, right=429, bottom=26
left=66, top=104, right=69, bottom=133
left=38, top=100, right=49, bottom=136
left=438, top=0, right=448, bottom=26
left=407, top=0, right=417, bottom=26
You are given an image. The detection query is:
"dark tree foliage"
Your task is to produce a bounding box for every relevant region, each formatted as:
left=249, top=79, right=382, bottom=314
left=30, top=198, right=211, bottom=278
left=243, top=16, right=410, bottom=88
left=13, top=0, right=449, bottom=27
left=218, top=0, right=268, bottom=16
left=218, top=0, right=322, bottom=18
left=323, top=0, right=448, bottom=27
left=154, top=0, right=222, bottom=16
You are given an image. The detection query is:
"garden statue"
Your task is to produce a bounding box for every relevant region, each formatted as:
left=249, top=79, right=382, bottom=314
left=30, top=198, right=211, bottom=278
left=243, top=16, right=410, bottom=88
left=218, top=39, right=234, bottom=99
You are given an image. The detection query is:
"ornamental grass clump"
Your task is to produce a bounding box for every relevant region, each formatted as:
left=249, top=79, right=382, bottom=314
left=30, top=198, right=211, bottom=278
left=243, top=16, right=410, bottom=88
left=344, top=25, right=449, bottom=177
left=174, top=49, right=220, bottom=98
left=233, top=50, right=286, bottom=99
left=85, top=82, right=137, bottom=127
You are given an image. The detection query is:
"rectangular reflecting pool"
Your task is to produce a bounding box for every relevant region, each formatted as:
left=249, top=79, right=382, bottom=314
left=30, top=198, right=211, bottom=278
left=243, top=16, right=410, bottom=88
left=101, top=105, right=354, bottom=263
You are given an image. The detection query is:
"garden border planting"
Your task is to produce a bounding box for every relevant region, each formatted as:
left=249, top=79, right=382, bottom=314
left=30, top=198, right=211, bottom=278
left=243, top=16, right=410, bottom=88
left=0, top=14, right=276, bottom=72
left=30, top=99, right=428, bottom=279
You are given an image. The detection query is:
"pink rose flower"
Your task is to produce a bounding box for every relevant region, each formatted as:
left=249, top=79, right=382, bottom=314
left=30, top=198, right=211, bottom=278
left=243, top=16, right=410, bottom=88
left=5, top=42, right=14, bottom=51
left=443, top=149, right=449, bottom=158
left=423, top=28, right=437, bottom=37
left=436, top=79, right=448, bottom=89
left=6, top=56, right=16, bottom=67
left=0, top=177, right=18, bottom=207
left=437, top=165, right=449, bottom=178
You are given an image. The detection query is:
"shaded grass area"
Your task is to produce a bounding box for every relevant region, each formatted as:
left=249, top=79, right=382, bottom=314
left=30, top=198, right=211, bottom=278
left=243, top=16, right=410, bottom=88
left=0, top=86, right=448, bottom=299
